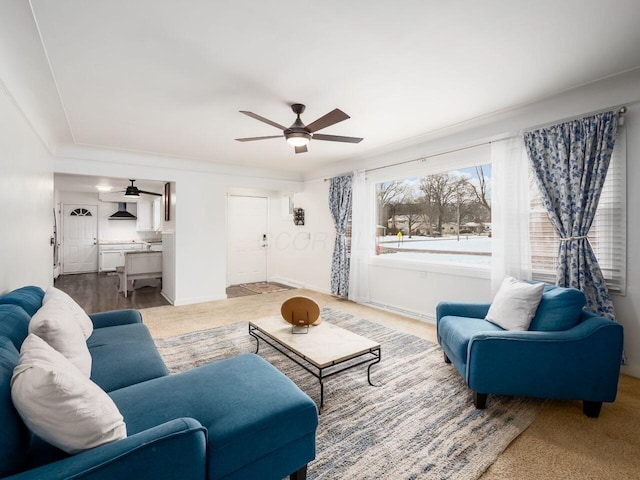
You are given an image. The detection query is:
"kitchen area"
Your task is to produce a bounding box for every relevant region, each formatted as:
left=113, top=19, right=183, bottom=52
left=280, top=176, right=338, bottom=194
left=53, top=174, right=175, bottom=307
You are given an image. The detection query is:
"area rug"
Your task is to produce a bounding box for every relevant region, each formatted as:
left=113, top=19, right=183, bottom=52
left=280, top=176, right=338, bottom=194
left=154, top=309, right=543, bottom=480
left=239, top=281, right=290, bottom=294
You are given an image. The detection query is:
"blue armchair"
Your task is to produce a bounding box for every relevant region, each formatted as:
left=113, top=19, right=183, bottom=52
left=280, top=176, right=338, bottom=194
left=436, top=284, right=624, bottom=418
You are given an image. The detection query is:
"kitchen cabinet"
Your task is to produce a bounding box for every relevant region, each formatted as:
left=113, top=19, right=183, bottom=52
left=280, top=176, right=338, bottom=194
left=137, top=200, right=163, bottom=232
left=153, top=197, right=163, bottom=231
left=99, top=243, right=145, bottom=272
left=100, top=249, right=123, bottom=272
left=136, top=201, right=153, bottom=231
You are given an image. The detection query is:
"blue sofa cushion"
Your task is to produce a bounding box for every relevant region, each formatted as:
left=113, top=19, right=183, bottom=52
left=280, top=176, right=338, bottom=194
left=439, top=315, right=504, bottom=364
left=88, top=324, right=169, bottom=392
left=110, top=353, right=318, bottom=480
left=0, top=305, right=31, bottom=349
left=0, top=286, right=44, bottom=317
left=0, top=336, right=31, bottom=477
left=529, top=285, right=586, bottom=331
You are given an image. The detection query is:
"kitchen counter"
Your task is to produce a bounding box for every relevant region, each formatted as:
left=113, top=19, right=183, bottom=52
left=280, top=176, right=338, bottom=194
left=99, top=242, right=148, bottom=272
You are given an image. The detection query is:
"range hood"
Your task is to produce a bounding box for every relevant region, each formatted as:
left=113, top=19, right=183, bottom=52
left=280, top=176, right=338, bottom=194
left=108, top=203, right=136, bottom=220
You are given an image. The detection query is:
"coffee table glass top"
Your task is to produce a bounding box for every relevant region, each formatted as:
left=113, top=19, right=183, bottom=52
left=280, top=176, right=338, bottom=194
left=249, top=315, right=380, bottom=369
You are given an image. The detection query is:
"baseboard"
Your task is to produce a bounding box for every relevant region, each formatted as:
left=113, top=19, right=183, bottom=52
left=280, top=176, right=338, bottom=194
left=303, top=283, right=332, bottom=295
left=621, top=363, right=640, bottom=379
left=160, top=290, right=174, bottom=305
left=365, top=301, right=436, bottom=324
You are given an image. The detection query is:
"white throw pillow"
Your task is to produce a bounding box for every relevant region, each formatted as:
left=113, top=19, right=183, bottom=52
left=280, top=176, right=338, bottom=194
left=11, top=334, right=126, bottom=454
left=43, top=287, right=94, bottom=340
left=485, top=277, right=545, bottom=331
left=29, top=300, right=92, bottom=377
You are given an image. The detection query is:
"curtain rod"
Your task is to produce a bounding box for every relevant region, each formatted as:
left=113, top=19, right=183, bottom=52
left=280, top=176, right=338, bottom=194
left=324, top=102, right=634, bottom=181
left=324, top=141, right=492, bottom=181
left=523, top=104, right=631, bottom=134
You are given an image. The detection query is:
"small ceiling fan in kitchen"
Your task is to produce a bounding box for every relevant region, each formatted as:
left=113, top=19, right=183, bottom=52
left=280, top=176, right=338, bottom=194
left=120, top=180, right=162, bottom=198
left=235, top=103, right=363, bottom=154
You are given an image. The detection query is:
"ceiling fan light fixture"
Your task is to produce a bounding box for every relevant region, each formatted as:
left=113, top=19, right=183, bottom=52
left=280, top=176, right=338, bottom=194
left=124, top=186, right=140, bottom=198
left=124, top=179, right=140, bottom=198
left=285, top=131, right=311, bottom=147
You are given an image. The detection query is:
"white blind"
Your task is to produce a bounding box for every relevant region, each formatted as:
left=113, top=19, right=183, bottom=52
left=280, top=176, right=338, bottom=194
left=529, top=127, right=626, bottom=294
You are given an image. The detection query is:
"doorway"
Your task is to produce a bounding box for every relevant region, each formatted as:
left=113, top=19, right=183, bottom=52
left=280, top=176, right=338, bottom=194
left=227, top=195, right=268, bottom=285
left=62, top=204, right=98, bottom=274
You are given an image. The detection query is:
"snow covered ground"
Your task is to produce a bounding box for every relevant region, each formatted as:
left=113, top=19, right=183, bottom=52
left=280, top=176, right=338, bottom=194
left=377, top=235, right=491, bottom=265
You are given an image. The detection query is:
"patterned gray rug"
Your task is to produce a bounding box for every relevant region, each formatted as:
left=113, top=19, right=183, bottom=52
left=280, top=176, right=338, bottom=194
left=155, top=308, right=543, bottom=480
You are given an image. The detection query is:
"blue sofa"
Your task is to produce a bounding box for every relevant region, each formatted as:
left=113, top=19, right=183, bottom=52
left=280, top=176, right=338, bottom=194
left=0, top=286, right=318, bottom=479
left=436, top=284, right=624, bottom=418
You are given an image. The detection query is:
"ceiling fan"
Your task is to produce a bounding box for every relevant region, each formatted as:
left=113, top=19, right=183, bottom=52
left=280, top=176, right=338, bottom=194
left=235, top=103, right=363, bottom=154
left=122, top=179, right=162, bottom=198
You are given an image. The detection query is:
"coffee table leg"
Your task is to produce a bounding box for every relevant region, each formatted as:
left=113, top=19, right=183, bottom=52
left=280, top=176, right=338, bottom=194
left=248, top=326, right=260, bottom=354
left=367, top=348, right=382, bottom=387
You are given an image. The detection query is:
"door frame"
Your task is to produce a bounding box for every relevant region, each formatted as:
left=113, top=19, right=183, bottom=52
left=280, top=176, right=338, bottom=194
left=226, top=194, right=270, bottom=286
left=61, top=203, right=100, bottom=274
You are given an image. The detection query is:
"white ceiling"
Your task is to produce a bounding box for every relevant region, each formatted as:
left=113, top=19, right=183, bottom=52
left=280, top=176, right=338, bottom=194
left=24, top=0, right=640, bottom=174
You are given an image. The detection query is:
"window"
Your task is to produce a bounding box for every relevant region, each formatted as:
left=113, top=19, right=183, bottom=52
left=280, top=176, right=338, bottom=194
left=529, top=128, right=626, bottom=294
left=70, top=208, right=92, bottom=217
left=374, top=162, right=492, bottom=267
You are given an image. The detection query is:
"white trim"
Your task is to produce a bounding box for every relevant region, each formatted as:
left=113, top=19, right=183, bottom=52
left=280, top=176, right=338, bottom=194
left=159, top=291, right=174, bottom=306
left=621, top=364, right=640, bottom=378
left=0, top=77, right=54, bottom=155
left=369, top=256, right=491, bottom=280
left=28, top=0, right=76, bottom=143
left=364, top=301, right=436, bottom=325
left=269, top=276, right=304, bottom=289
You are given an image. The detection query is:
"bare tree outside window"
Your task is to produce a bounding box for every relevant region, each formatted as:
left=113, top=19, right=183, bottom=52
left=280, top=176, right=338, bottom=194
left=376, top=181, right=408, bottom=232
left=375, top=164, right=492, bottom=266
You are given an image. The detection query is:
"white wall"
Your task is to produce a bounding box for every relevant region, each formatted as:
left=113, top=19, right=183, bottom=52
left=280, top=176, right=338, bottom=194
left=0, top=85, right=54, bottom=293
left=269, top=179, right=335, bottom=293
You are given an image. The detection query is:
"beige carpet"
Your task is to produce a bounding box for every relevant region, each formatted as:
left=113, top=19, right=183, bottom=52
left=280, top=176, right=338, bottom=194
left=140, top=289, right=640, bottom=479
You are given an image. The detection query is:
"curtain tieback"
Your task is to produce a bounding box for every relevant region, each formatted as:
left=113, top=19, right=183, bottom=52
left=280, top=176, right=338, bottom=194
left=560, top=236, right=588, bottom=242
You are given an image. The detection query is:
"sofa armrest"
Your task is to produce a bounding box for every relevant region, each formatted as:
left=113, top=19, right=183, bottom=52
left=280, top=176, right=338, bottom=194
left=466, top=317, right=624, bottom=401
left=5, top=418, right=207, bottom=480
left=436, top=302, right=491, bottom=321
left=90, top=309, right=142, bottom=329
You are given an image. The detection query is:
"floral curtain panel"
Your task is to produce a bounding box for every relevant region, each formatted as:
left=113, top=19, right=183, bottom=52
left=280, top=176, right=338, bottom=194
left=329, top=174, right=354, bottom=297
left=524, top=111, right=618, bottom=319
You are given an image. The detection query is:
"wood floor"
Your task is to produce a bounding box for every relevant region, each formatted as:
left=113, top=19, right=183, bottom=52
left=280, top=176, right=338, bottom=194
left=54, top=273, right=295, bottom=313
left=54, top=273, right=170, bottom=314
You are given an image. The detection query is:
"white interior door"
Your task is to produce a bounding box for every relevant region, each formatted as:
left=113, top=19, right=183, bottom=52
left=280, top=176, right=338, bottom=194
left=63, top=204, right=98, bottom=274
left=227, top=195, right=268, bottom=285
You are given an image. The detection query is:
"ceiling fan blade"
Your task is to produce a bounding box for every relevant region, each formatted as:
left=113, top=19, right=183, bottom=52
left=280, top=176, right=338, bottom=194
left=239, top=111, right=287, bottom=131
left=295, top=145, right=308, bottom=154
left=312, top=133, right=363, bottom=143
left=305, top=108, right=350, bottom=133
left=138, top=190, right=163, bottom=197
left=235, top=135, right=283, bottom=142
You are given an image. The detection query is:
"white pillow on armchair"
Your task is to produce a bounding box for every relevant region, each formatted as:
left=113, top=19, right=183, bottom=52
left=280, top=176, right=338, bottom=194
left=485, top=276, right=545, bottom=331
